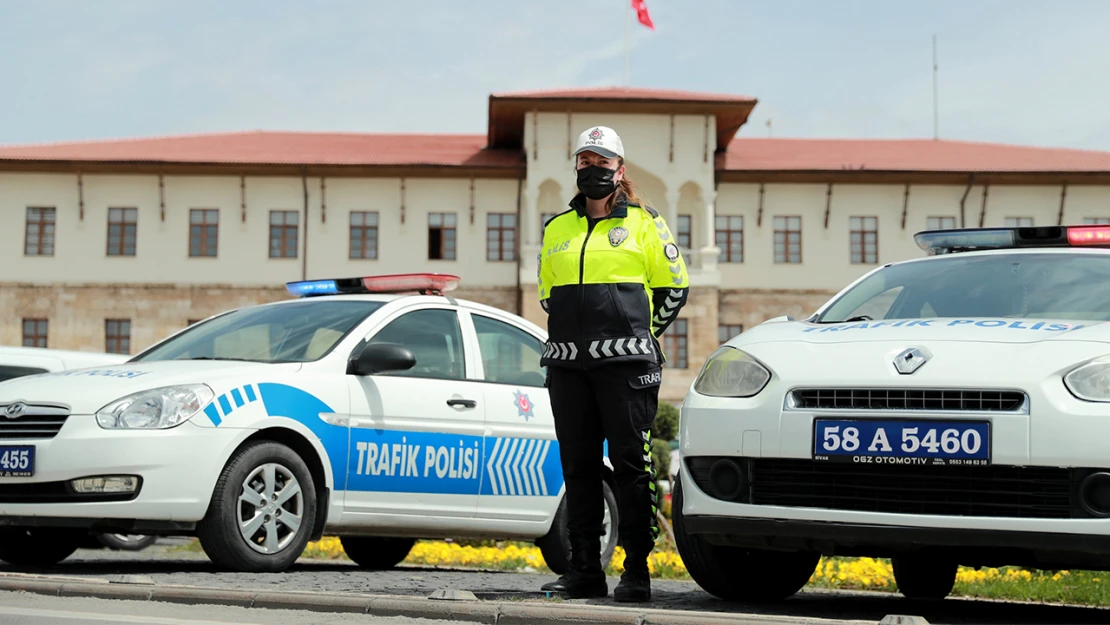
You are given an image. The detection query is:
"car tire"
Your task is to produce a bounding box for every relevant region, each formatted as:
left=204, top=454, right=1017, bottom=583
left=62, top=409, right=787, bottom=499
left=339, top=536, right=415, bottom=570
left=537, top=479, right=620, bottom=575
left=672, top=476, right=820, bottom=602
left=96, top=534, right=157, bottom=552
left=892, top=556, right=957, bottom=600
left=196, top=441, right=317, bottom=572
left=0, top=528, right=84, bottom=567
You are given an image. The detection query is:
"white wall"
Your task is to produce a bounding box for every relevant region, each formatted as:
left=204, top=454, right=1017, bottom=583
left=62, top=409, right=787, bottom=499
left=0, top=172, right=523, bottom=289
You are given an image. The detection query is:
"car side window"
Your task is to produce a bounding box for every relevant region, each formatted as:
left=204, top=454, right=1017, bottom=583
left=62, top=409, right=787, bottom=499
left=472, top=315, right=545, bottom=387
left=367, top=308, right=465, bottom=380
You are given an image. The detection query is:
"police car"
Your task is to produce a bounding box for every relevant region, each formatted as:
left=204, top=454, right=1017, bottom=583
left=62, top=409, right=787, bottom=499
left=674, top=225, right=1110, bottom=602
left=0, top=274, right=619, bottom=573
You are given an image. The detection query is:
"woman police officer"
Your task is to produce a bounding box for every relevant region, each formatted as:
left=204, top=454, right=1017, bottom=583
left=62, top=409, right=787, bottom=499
left=537, top=126, right=689, bottom=602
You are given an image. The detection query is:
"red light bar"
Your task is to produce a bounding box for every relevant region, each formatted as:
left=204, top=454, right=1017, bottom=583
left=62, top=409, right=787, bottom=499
left=360, top=273, right=461, bottom=295
left=1067, top=226, right=1110, bottom=246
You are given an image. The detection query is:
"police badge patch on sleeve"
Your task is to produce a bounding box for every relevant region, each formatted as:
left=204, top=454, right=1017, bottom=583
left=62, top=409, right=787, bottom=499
left=608, top=226, right=629, bottom=247
left=664, top=243, right=680, bottom=261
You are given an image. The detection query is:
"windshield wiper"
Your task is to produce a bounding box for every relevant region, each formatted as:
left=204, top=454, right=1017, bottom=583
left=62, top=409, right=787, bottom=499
left=184, top=357, right=263, bottom=362
left=814, top=315, right=873, bottom=324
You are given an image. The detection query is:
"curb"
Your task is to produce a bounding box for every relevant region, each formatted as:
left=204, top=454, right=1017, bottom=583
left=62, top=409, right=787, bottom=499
left=0, top=574, right=877, bottom=625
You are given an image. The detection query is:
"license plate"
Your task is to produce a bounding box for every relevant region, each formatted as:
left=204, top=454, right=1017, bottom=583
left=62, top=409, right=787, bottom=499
left=813, top=419, right=990, bottom=466
left=0, top=446, right=35, bottom=477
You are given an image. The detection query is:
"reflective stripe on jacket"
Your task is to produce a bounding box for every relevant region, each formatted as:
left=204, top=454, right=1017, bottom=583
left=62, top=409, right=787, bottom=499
left=538, top=192, right=690, bottom=368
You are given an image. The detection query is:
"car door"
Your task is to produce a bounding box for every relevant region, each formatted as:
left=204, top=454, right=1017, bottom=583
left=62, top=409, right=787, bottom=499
left=465, top=311, right=564, bottom=523
left=343, top=305, right=486, bottom=521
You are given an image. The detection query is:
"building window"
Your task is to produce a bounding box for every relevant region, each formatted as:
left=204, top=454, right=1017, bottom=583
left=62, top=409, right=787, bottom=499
left=773, top=216, right=802, bottom=264
left=850, top=216, right=879, bottom=264
left=487, top=213, right=517, bottom=261
left=428, top=212, right=457, bottom=260
left=540, top=212, right=557, bottom=240
left=189, top=209, right=219, bottom=258
left=25, top=207, right=56, bottom=256
left=715, top=215, right=744, bottom=262
left=107, top=208, right=138, bottom=257
left=926, top=216, right=957, bottom=230
left=677, top=214, right=692, bottom=249
left=106, top=319, right=131, bottom=355
left=718, top=324, right=743, bottom=343
left=269, top=211, right=299, bottom=258
left=1005, top=217, right=1034, bottom=227
left=662, top=319, right=688, bottom=369
left=349, top=211, right=379, bottom=260
left=22, top=319, right=48, bottom=348
left=1083, top=217, right=1110, bottom=225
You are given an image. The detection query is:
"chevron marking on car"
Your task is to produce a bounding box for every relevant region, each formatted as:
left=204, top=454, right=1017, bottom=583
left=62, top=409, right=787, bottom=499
left=483, top=437, right=553, bottom=496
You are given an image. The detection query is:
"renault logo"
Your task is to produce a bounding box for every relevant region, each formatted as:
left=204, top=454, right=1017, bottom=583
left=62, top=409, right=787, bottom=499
left=4, top=403, right=26, bottom=419
left=894, top=348, right=930, bottom=375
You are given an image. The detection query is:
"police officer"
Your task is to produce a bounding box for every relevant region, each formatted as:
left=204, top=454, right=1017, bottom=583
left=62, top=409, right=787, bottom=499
left=537, top=126, right=689, bottom=603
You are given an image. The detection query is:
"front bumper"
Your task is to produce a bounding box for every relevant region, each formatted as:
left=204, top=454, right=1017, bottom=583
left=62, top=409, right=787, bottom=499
left=0, top=415, right=246, bottom=525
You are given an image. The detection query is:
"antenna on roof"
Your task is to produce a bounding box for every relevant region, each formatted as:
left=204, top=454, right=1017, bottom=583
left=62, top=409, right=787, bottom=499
left=932, top=34, right=939, bottom=140
left=766, top=118, right=773, bottom=138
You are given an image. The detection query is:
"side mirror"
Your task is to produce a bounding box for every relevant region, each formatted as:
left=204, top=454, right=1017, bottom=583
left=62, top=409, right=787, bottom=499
left=348, top=342, right=416, bottom=376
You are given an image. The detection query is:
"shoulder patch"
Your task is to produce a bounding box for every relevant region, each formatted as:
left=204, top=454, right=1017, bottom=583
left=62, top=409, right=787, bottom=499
left=664, top=243, right=680, bottom=262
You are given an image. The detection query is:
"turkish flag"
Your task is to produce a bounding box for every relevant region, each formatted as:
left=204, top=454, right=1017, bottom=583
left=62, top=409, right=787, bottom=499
left=631, top=0, right=655, bottom=30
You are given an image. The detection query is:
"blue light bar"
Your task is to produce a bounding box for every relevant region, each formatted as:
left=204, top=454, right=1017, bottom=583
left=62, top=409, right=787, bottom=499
left=286, top=280, right=339, bottom=297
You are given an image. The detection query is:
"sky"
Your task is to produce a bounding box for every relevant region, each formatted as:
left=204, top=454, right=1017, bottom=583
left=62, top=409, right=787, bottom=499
left=2, top=0, right=1109, bottom=150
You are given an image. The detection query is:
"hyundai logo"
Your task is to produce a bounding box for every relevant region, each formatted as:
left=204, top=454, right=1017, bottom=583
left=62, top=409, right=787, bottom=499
left=4, top=403, right=26, bottom=419
left=894, top=348, right=930, bottom=375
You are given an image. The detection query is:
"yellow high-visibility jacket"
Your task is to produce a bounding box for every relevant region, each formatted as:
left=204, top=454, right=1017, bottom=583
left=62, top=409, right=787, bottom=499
left=538, top=193, right=690, bottom=369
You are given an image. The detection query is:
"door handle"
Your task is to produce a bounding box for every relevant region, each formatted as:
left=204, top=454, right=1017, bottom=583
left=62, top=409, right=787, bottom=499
left=447, top=398, right=478, bottom=408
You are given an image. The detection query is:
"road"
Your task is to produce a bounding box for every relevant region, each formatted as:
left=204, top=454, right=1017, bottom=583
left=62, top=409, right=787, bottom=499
left=1, top=541, right=1108, bottom=625
left=0, top=591, right=461, bottom=625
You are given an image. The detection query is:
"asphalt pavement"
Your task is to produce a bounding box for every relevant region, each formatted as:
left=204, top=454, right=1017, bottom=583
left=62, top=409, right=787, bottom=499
left=0, top=591, right=463, bottom=625
left=0, top=541, right=1107, bottom=625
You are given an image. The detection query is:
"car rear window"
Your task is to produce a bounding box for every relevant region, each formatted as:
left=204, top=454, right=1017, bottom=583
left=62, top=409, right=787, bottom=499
left=818, top=252, right=1110, bottom=323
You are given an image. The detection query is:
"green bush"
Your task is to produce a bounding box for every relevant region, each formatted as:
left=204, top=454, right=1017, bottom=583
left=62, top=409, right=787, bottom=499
left=653, top=402, right=680, bottom=442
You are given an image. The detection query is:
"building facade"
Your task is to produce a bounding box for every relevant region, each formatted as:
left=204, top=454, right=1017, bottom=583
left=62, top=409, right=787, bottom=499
left=4, top=87, right=1110, bottom=402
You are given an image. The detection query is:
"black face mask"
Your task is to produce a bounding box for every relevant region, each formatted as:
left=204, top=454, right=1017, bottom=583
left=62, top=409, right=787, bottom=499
left=576, top=165, right=619, bottom=200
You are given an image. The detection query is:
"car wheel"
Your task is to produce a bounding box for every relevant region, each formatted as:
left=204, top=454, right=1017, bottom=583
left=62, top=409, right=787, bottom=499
left=672, top=476, right=819, bottom=602
left=537, top=479, right=619, bottom=575
left=196, top=441, right=317, bottom=572
left=339, top=536, right=415, bottom=570
left=0, top=528, right=84, bottom=567
left=96, top=534, right=157, bottom=552
left=892, top=555, right=957, bottom=600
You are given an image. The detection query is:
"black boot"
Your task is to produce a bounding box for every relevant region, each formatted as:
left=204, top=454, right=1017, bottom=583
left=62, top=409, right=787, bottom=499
left=613, top=551, right=651, bottom=603
left=540, top=536, right=608, bottom=598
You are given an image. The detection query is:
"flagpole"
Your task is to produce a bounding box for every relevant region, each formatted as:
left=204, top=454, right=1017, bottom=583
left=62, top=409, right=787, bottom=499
left=624, top=1, right=631, bottom=86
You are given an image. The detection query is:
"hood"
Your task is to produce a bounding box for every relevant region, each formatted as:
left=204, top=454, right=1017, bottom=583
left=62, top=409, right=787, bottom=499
left=737, top=317, right=1110, bottom=346
left=732, top=317, right=1110, bottom=388
left=0, top=360, right=303, bottom=414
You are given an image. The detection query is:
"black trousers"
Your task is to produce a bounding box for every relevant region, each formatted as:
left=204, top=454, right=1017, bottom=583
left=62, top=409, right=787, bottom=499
left=548, top=361, right=661, bottom=570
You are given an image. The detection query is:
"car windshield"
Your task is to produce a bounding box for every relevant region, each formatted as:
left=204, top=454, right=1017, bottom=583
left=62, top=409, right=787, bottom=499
left=818, top=252, right=1110, bottom=323
left=132, top=300, right=385, bottom=363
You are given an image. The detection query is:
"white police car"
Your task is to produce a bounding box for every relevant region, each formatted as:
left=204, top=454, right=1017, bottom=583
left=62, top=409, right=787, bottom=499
left=0, top=274, right=619, bottom=573
left=675, top=225, right=1110, bottom=602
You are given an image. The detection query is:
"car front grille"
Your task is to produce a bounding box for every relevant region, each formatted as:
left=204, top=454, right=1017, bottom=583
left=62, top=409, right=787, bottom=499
left=0, top=403, right=70, bottom=440
left=687, top=457, right=1077, bottom=519
left=0, top=480, right=140, bottom=504
left=789, top=388, right=1026, bottom=413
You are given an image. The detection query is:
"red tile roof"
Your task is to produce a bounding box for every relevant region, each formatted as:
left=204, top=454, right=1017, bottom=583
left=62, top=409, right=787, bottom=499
left=724, top=138, right=1110, bottom=172
left=0, top=131, right=523, bottom=169
left=490, top=86, right=757, bottom=104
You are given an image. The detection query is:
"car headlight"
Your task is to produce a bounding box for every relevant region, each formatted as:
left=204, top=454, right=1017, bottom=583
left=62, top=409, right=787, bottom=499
left=1065, top=358, right=1110, bottom=402
left=96, top=385, right=215, bottom=429
left=692, top=346, right=772, bottom=398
